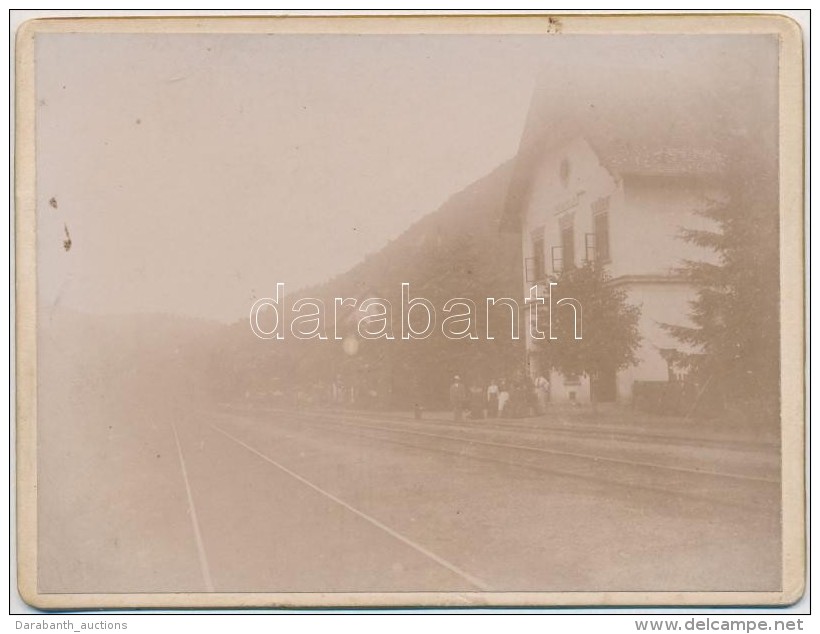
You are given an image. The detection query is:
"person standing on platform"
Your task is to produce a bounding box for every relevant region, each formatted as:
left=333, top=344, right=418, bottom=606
left=498, top=380, right=510, bottom=417
left=486, top=379, right=499, bottom=419
left=535, top=374, right=550, bottom=415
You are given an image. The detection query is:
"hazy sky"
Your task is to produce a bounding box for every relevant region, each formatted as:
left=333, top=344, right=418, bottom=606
left=36, top=33, right=553, bottom=322
left=34, top=32, right=777, bottom=323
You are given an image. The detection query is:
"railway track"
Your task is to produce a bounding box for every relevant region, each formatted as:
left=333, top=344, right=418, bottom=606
left=210, top=406, right=781, bottom=513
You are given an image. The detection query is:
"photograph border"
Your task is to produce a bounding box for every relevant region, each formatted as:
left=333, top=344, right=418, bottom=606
left=13, top=11, right=806, bottom=610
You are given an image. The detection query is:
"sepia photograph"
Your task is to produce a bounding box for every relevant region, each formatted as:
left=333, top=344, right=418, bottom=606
left=13, top=13, right=805, bottom=609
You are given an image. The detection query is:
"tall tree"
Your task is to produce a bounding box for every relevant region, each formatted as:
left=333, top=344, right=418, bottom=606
left=662, top=142, right=780, bottom=403
left=538, top=262, right=641, bottom=398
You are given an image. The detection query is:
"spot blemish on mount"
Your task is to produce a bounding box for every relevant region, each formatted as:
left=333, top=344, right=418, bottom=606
left=62, top=225, right=72, bottom=252
left=49, top=197, right=58, bottom=209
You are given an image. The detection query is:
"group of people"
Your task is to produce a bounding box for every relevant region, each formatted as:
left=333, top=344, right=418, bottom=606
left=448, top=374, right=550, bottom=421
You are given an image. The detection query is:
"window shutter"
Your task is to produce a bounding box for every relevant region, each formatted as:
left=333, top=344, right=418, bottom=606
left=551, top=246, right=563, bottom=276
left=584, top=233, right=596, bottom=264
left=524, top=257, right=537, bottom=283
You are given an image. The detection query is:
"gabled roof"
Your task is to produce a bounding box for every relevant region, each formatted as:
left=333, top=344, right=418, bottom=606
left=598, top=144, right=727, bottom=177
left=501, top=35, right=778, bottom=232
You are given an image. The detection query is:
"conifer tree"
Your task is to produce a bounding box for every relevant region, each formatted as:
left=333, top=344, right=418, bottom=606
left=663, top=142, right=779, bottom=402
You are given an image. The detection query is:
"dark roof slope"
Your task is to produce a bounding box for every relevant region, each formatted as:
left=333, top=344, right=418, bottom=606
left=501, top=34, right=779, bottom=230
